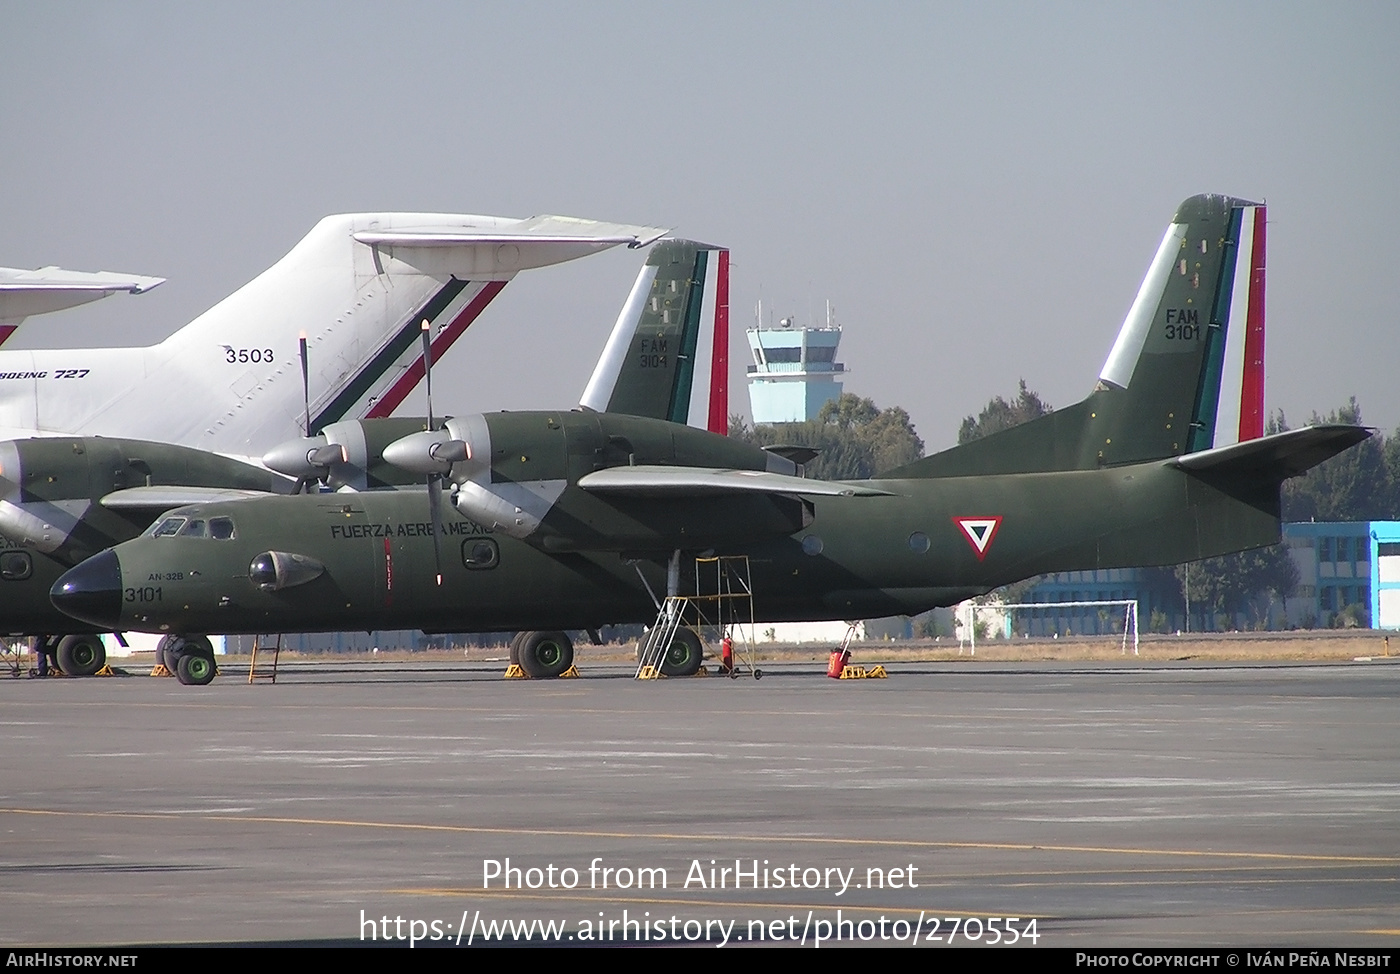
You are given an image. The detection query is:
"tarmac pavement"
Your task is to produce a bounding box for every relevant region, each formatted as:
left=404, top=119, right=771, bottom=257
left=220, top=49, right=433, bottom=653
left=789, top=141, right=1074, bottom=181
left=1, top=658, right=1396, bottom=947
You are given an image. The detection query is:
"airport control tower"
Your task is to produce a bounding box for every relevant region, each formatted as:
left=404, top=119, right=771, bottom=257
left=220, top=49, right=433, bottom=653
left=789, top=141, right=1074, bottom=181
left=745, top=304, right=847, bottom=423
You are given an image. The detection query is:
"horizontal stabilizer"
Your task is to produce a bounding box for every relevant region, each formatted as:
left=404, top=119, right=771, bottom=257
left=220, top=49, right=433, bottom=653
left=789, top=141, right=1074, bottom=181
left=763, top=445, right=821, bottom=466
left=577, top=465, right=893, bottom=497
left=353, top=216, right=669, bottom=279
left=351, top=232, right=658, bottom=248
left=1170, top=424, right=1371, bottom=482
left=100, top=485, right=279, bottom=512
left=0, top=265, right=165, bottom=325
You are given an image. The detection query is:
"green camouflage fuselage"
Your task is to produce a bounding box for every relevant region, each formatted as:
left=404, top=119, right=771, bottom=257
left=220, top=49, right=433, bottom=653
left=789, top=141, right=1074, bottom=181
left=92, top=440, right=1278, bottom=636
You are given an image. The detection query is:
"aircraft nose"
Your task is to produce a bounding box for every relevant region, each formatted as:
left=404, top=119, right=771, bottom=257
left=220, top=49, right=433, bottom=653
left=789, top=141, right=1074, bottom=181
left=51, top=550, right=123, bottom=628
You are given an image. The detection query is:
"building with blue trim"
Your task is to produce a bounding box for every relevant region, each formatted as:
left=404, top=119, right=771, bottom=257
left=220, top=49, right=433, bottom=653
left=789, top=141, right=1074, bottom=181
left=1374, top=521, right=1400, bottom=629
left=1013, top=521, right=1400, bottom=633
left=1284, top=520, right=1400, bottom=629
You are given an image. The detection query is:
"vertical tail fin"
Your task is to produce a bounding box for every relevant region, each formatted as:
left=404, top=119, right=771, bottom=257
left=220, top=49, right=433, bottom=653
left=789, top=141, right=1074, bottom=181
left=1098, top=194, right=1266, bottom=457
left=888, top=194, right=1267, bottom=478
left=580, top=239, right=730, bottom=431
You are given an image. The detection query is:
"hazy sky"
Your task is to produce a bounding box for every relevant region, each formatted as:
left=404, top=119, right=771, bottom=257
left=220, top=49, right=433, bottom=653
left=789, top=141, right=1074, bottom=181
left=3, top=1, right=1396, bottom=453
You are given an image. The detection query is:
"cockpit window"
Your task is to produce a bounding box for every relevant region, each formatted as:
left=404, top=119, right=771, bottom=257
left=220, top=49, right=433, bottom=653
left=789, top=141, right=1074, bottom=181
left=178, top=519, right=207, bottom=538
left=210, top=517, right=235, bottom=540
left=151, top=517, right=187, bottom=537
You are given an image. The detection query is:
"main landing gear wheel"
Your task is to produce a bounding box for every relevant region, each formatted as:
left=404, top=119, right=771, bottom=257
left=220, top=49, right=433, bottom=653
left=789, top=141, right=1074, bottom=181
left=516, top=630, right=573, bottom=679
left=659, top=628, right=704, bottom=678
left=56, top=633, right=105, bottom=677
left=167, top=635, right=217, bottom=686
left=508, top=631, right=526, bottom=666
left=176, top=652, right=216, bottom=686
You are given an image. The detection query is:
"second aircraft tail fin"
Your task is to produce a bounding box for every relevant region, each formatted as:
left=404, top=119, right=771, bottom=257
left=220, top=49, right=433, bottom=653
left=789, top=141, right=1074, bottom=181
left=579, top=239, right=730, bottom=433
left=888, top=194, right=1268, bottom=479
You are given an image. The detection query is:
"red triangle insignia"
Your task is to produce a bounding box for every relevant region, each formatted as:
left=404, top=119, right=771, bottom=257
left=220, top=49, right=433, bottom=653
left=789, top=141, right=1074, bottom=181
left=953, top=516, right=1002, bottom=560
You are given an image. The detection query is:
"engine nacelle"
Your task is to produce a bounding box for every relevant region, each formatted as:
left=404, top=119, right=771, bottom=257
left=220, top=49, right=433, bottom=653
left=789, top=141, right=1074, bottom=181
left=260, top=436, right=346, bottom=479
left=0, top=494, right=72, bottom=553
left=261, top=417, right=442, bottom=490
left=451, top=479, right=562, bottom=539
left=382, top=414, right=490, bottom=479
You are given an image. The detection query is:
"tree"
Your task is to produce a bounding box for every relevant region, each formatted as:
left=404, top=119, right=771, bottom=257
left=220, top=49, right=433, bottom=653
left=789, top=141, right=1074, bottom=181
left=1174, top=544, right=1299, bottom=630
left=958, top=379, right=1053, bottom=444
left=1386, top=432, right=1400, bottom=514
left=732, top=393, right=924, bottom=480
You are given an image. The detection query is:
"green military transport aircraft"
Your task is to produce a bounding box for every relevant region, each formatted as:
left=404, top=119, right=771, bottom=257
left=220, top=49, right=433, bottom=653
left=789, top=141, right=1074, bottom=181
left=50, top=195, right=1370, bottom=684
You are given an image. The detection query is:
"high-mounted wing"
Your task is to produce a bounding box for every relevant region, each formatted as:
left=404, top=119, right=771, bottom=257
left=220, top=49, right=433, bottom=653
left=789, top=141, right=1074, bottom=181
left=99, top=486, right=277, bottom=512
left=577, top=465, right=894, bottom=497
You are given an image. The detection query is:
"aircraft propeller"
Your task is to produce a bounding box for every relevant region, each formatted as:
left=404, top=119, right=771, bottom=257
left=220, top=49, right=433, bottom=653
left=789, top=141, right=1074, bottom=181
left=373, top=321, right=484, bottom=584
left=261, top=332, right=348, bottom=491
left=420, top=320, right=447, bottom=586
left=300, top=331, right=311, bottom=438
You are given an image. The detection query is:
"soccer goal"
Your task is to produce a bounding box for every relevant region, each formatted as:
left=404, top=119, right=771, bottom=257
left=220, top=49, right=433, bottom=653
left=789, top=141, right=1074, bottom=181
left=958, top=599, right=1140, bottom=655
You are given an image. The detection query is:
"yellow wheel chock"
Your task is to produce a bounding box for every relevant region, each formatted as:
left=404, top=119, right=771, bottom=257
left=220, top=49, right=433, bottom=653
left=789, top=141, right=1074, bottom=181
left=505, top=663, right=581, bottom=679
left=838, top=664, right=888, bottom=679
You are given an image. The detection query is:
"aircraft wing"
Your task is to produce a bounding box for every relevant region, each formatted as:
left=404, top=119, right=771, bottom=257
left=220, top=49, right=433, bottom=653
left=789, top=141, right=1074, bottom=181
left=1170, top=424, right=1371, bottom=481
left=352, top=215, right=670, bottom=278
left=576, top=465, right=894, bottom=497
left=0, top=265, right=166, bottom=325
left=99, top=486, right=277, bottom=513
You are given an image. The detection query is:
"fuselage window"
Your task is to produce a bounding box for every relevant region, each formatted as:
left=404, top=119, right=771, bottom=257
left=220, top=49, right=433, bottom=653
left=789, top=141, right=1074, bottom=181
left=462, top=538, right=499, bottom=570
left=0, top=550, right=32, bottom=581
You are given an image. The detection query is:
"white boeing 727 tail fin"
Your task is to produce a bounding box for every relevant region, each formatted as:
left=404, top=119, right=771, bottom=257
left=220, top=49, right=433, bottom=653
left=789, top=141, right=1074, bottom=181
left=0, top=213, right=665, bottom=454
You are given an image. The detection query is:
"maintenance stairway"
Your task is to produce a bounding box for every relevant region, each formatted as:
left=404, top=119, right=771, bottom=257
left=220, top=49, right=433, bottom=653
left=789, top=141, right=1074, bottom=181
left=635, top=555, right=762, bottom=680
